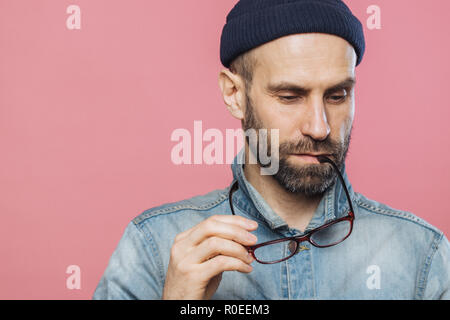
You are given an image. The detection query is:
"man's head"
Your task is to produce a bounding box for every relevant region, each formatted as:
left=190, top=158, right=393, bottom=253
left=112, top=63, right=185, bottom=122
left=219, top=0, right=364, bottom=196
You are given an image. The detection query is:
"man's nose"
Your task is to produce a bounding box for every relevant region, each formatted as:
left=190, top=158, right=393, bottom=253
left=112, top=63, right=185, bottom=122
left=300, top=98, right=330, bottom=141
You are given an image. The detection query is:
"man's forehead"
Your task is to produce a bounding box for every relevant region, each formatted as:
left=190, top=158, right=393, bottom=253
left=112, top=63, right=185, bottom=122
left=252, top=33, right=356, bottom=81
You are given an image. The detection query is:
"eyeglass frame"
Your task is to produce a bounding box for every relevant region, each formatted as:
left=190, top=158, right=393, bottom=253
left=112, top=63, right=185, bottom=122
left=228, top=155, right=355, bottom=264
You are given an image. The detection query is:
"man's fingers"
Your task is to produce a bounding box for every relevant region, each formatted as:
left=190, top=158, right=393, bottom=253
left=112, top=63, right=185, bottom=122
left=164, top=215, right=258, bottom=300
left=200, top=255, right=254, bottom=280
left=185, top=217, right=258, bottom=248
left=177, top=215, right=258, bottom=242
left=188, top=236, right=254, bottom=264
left=209, top=214, right=258, bottom=230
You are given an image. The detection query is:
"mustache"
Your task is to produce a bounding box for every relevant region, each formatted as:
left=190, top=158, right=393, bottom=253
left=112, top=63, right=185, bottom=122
left=279, top=136, right=342, bottom=158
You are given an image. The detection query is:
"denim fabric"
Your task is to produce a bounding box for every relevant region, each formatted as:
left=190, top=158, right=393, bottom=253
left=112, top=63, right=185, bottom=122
left=93, top=148, right=450, bottom=300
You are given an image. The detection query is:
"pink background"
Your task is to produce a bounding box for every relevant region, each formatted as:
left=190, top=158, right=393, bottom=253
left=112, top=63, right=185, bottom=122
left=0, top=0, right=449, bottom=299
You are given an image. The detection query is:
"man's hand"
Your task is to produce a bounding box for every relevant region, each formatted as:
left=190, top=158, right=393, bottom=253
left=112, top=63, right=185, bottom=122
left=162, top=215, right=258, bottom=300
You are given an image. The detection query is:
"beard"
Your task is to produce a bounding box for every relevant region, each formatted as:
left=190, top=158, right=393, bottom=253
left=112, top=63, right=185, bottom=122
left=242, top=92, right=352, bottom=197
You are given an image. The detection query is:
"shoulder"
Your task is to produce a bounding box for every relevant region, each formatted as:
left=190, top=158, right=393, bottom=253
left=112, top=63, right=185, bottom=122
left=128, top=185, right=232, bottom=267
left=132, top=185, right=231, bottom=227
left=352, top=192, right=449, bottom=299
left=353, top=191, right=444, bottom=239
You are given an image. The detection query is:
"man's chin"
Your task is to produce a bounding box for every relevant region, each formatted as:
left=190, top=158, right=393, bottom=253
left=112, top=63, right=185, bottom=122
left=272, top=159, right=336, bottom=195
left=277, top=181, right=331, bottom=196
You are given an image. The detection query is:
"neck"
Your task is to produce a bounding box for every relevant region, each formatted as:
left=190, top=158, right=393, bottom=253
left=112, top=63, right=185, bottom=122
left=243, top=143, right=323, bottom=233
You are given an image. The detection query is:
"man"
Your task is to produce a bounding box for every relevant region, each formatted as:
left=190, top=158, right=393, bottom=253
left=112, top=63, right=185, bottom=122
left=93, top=0, right=450, bottom=299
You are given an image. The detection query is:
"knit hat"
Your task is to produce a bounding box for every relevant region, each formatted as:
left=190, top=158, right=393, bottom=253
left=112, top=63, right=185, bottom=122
left=220, top=0, right=365, bottom=68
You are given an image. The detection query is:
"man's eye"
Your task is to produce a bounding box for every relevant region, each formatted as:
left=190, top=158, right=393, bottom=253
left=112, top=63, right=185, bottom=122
left=327, top=95, right=346, bottom=103
left=279, top=96, right=299, bottom=102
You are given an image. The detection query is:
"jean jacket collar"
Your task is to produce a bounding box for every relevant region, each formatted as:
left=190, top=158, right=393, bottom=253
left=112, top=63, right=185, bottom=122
left=230, top=147, right=357, bottom=235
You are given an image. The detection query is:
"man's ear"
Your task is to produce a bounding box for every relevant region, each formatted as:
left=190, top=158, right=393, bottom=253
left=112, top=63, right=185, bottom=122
left=218, top=69, right=245, bottom=120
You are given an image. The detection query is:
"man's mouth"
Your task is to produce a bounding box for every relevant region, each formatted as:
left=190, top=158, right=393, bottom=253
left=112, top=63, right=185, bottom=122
left=290, top=153, right=331, bottom=164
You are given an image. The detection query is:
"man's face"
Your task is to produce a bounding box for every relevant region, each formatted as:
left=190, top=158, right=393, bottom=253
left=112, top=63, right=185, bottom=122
left=242, top=33, right=357, bottom=196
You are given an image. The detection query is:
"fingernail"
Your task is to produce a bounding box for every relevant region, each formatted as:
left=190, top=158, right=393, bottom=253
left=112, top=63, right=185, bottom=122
left=247, top=220, right=258, bottom=228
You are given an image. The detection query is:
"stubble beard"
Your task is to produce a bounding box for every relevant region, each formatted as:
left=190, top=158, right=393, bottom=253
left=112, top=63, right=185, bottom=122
left=242, top=92, right=352, bottom=197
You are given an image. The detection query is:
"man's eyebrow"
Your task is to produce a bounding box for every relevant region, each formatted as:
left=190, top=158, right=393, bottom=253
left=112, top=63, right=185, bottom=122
left=324, top=77, right=356, bottom=95
left=266, top=77, right=356, bottom=95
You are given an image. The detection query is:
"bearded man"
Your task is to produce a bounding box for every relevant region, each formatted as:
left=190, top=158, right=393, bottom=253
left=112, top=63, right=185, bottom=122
left=93, top=0, right=450, bottom=300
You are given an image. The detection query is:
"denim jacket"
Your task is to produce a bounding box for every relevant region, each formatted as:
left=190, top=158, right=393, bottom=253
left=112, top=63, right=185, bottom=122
left=93, top=148, right=450, bottom=300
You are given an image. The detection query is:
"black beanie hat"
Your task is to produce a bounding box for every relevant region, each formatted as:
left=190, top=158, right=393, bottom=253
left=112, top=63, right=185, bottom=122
left=220, top=0, right=366, bottom=68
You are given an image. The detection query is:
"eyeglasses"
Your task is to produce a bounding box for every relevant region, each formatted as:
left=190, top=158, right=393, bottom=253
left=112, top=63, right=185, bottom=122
left=228, top=155, right=355, bottom=264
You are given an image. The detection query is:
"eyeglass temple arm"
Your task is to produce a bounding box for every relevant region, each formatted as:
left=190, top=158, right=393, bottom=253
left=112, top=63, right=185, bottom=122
left=228, top=180, right=239, bottom=215
left=317, top=156, right=354, bottom=214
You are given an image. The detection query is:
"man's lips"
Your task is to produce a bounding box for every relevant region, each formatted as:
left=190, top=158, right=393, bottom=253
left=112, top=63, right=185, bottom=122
left=290, top=153, right=331, bottom=164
